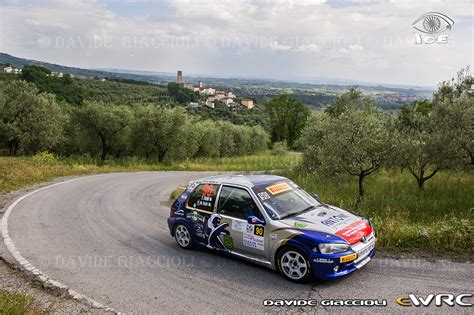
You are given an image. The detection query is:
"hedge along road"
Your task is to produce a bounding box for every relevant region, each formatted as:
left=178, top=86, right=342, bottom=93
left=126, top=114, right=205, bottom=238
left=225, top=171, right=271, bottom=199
left=4, top=172, right=474, bottom=313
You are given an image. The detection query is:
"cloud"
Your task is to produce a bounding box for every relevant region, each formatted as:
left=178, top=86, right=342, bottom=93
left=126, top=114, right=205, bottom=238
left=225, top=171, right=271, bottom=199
left=0, top=0, right=471, bottom=86
left=294, top=44, right=321, bottom=54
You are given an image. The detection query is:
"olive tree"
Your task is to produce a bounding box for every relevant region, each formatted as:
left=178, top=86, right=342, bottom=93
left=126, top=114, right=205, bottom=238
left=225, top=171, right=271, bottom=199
left=0, top=80, right=65, bottom=155
left=265, top=94, right=310, bottom=147
left=396, top=100, right=451, bottom=190
left=300, top=108, right=394, bottom=204
left=133, top=105, right=191, bottom=162
left=432, top=67, right=474, bottom=166
left=395, top=68, right=473, bottom=189
left=76, top=101, right=133, bottom=161
left=194, top=120, right=222, bottom=158
left=433, top=94, right=474, bottom=166
left=249, top=125, right=271, bottom=153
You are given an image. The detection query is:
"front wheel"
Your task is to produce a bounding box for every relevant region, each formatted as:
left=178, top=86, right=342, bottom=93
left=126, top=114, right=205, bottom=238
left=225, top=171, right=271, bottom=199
left=277, top=247, right=312, bottom=283
left=174, top=223, right=195, bottom=249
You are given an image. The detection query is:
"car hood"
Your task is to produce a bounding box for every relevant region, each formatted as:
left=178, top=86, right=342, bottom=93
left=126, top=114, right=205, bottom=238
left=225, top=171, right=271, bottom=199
left=279, top=205, right=373, bottom=245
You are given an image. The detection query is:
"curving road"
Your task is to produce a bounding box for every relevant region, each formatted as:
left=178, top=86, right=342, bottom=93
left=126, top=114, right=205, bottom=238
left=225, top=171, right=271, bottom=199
left=5, top=172, right=474, bottom=313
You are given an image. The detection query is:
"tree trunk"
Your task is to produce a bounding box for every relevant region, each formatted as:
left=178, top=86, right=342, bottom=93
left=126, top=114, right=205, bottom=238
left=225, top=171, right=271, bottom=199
left=99, top=134, right=108, bottom=162
left=356, top=174, right=365, bottom=208
left=409, top=166, right=440, bottom=191
left=417, top=177, right=425, bottom=190
left=8, top=140, right=19, bottom=156
left=158, top=150, right=166, bottom=163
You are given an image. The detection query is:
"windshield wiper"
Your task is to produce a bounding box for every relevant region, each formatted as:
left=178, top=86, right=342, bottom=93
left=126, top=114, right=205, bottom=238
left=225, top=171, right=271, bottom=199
left=279, top=205, right=316, bottom=220
left=299, top=205, right=316, bottom=214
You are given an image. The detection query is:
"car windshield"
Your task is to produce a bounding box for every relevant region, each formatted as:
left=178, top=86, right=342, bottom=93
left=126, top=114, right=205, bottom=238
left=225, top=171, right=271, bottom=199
left=252, top=181, right=321, bottom=220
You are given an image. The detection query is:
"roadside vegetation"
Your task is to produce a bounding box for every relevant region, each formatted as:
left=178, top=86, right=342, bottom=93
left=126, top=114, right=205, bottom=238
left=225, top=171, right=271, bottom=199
left=0, top=151, right=302, bottom=194
left=0, top=289, right=41, bottom=315
left=280, top=169, right=473, bottom=255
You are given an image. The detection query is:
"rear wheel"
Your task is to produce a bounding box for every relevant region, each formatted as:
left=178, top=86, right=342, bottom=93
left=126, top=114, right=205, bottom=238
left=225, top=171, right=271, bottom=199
left=174, top=223, right=195, bottom=249
left=277, top=247, right=312, bottom=283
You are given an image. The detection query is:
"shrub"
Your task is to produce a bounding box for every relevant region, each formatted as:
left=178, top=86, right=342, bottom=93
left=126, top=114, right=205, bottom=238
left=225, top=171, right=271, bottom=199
left=272, top=141, right=288, bottom=156
left=31, top=151, right=57, bottom=164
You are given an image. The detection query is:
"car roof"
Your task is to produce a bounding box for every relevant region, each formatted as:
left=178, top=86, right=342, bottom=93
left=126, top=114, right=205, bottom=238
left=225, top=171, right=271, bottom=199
left=196, top=174, right=288, bottom=188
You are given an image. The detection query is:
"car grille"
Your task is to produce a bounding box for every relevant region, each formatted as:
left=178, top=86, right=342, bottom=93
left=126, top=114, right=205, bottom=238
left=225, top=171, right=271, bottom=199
left=351, top=233, right=375, bottom=266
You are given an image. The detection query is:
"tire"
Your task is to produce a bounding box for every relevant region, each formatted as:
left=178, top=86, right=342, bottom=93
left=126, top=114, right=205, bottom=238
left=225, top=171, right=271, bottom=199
left=174, top=223, right=195, bottom=249
left=277, top=246, right=312, bottom=283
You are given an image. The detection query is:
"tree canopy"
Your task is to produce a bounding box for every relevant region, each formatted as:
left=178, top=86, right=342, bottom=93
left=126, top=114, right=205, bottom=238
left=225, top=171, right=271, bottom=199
left=265, top=94, right=310, bottom=148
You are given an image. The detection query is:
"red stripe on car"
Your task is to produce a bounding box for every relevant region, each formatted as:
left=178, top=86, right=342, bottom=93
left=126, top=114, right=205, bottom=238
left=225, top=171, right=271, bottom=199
left=335, top=220, right=372, bottom=245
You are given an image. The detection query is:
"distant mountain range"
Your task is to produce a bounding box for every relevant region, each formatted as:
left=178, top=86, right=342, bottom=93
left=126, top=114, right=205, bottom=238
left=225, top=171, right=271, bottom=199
left=0, top=52, right=434, bottom=93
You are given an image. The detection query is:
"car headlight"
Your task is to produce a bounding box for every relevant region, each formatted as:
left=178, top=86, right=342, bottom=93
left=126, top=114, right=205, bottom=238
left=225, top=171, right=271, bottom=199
left=318, top=243, right=350, bottom=254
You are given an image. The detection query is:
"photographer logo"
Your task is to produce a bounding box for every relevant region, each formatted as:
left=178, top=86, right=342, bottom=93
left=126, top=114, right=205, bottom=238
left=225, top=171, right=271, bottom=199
left=412, top=12, right=454, bottom=45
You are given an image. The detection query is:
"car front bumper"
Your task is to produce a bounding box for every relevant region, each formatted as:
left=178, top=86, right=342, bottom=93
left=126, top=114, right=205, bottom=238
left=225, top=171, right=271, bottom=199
left=310, top=235, right=376, bottom=280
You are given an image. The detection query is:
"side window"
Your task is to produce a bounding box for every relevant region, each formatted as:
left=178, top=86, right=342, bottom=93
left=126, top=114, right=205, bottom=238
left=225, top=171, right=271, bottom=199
left=217, top=186, right=263, bottom=220
left=187, top=184, right=219, bottom=212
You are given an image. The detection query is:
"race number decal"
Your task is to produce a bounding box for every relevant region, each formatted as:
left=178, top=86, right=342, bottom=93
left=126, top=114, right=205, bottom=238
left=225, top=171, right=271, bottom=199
left=257, top=192, right=271, bottom=201
left=254, top=226, right=264, bottom=237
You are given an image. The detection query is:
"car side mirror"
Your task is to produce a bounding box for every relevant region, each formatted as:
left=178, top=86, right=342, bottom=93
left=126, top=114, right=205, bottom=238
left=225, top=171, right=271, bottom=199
left=312, top=193, right=319, bottom=201
left=247, top=216, right=265, bottom=225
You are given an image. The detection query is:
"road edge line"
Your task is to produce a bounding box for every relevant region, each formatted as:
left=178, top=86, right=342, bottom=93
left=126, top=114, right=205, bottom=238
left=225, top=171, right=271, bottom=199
left=0, top=174, right=118, bottom=314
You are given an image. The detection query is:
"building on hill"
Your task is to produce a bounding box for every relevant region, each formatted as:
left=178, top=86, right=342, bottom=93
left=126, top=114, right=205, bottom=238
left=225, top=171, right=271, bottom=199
left=222, top=97, right=234, bottom=107
left=200, top=87, right=215, bottom=95
left=3, top=66, right=21, bottom=74
left=215, top=91, right=226, bottom=100
left=177, top=70, right=184, bottom=87
left=205, top=97, right=215, bottom=108
left=188, top=102, right=200, bottom=108
left=241, top=99, right=254, bottom=109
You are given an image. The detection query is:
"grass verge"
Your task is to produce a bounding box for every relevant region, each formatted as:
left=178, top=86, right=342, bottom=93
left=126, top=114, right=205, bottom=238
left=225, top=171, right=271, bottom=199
left=0, top=152, right=301, bottom=194
left=0, top=289, right=41, bottom=315
left=279, top=169, right=473, bottom=255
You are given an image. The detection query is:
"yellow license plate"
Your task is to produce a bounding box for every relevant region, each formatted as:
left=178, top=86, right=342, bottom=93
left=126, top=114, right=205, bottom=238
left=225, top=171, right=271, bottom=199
left=340, top=253, right=357, bottom=263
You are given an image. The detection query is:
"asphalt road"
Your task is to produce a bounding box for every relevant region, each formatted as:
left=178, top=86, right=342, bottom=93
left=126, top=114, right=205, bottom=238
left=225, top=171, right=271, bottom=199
left=6, top=172, right=474, bottom=313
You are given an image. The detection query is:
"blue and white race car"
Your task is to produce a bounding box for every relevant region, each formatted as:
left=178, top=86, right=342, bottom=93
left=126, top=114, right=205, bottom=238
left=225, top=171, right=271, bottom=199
left=168, top=174, right=376, bottom=282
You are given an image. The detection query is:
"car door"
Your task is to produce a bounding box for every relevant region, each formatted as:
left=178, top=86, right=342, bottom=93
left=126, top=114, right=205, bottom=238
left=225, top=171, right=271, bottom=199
left=216, top=185, right=268, bottom=259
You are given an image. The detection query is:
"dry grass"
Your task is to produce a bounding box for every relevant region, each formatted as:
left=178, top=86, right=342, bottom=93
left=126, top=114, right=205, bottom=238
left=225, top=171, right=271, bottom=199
left=0, top=152, right=302, bottom=194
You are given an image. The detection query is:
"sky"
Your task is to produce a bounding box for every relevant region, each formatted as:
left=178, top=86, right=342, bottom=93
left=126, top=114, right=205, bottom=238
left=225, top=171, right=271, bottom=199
left=0, top=0, right=472, bottom=87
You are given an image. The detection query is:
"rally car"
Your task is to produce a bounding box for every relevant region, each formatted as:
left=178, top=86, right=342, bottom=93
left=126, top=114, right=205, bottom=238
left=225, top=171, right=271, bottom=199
left=167, top=174, right=376, bottom=282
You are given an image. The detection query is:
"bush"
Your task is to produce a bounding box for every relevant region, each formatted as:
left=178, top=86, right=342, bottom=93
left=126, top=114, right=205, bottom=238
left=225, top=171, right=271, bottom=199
left=31, top=151, right=57, bottom=164
left=272, top=141, right=288, bottom=156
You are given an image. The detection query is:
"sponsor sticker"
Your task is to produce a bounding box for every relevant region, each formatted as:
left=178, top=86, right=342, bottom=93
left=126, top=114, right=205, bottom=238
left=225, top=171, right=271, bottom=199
left=232, top=220, right=247, bottom=232
left=223, top=235, right=234, bottom=250
left=269, top=233, right=277, bottom=240
left=187, top=210, right=205, bottom=223
left=340, top=253, right=357, bottom=263
left=243, top=233, right=264, bottom=251
left=246, top=224, right=254, bottom=234
left=294, top=221, right=307, bottom=228
left=321, top=214, right=350, bottom=227
left=174, top=209, right=185, bottom=216
left=313, top=258, right=334, bottom=264
left=266, top=182, right=292, bottom=195
left=335, top=220, right=373, bottom=245
left=201, top=184, right=215, bottom=197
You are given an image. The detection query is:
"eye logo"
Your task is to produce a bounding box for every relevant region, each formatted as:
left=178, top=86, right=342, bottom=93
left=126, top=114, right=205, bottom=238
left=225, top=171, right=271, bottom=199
left=412, top=12, right=454, bottom=34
